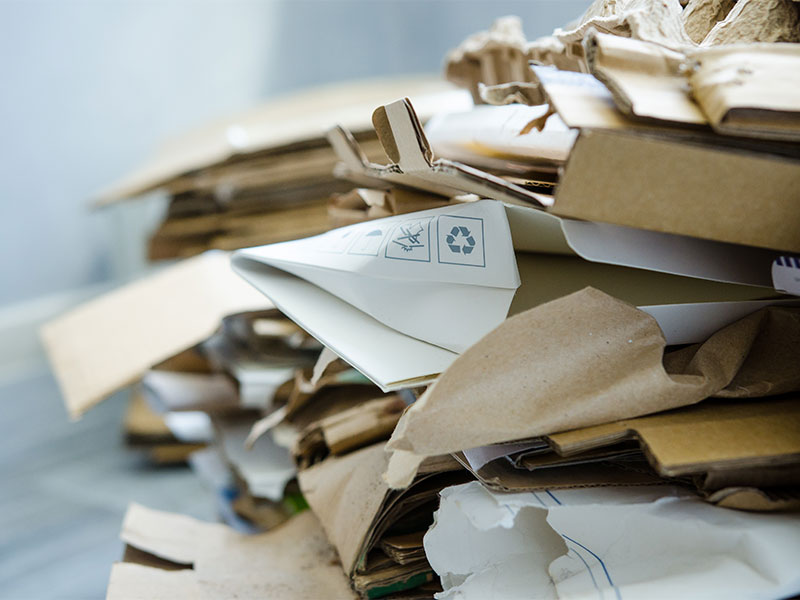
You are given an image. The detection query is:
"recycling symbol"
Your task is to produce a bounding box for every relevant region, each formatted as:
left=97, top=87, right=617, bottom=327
left=446, top=226, right=476, bottom=255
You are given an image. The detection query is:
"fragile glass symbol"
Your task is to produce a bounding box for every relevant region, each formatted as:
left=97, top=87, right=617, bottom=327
left=393, top=224, right=425, bottom=252
left=446, top=226, right=476, bottom=254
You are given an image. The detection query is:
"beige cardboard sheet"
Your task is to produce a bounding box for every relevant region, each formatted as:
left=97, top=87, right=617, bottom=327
left=41, top=252, right=268, bottom=418
left=389, top=288, right=800, bottom=457
left=108, top=504, right=355, bottom=599
left=549, top=397, right=800, bottom=478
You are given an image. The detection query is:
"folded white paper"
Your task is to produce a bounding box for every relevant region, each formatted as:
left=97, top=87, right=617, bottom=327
left=236, top=200, right=520, bottom=355
left=163, top=412, right=214, bottom=443
left=425, top=481, right=800, bottom=600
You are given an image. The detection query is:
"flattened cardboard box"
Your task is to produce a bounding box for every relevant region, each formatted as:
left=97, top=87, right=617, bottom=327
left=41, top=252, right=268, bottom=418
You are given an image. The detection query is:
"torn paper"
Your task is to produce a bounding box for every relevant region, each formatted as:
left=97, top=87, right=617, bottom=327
left=425, top=481, right=800, bottom=600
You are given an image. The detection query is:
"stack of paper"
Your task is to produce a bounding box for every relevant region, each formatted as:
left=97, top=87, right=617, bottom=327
left=39, top=1, right=800, bottom=598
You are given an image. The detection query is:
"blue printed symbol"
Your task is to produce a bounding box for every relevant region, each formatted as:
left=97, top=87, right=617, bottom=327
left=446, top=226, right=476, bottom=255
left=393, top=223, right=425, bottom=252
left=436, top=215, right=485, bottom=267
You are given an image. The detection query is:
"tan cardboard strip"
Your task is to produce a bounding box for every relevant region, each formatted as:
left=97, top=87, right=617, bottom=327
left=41, top=252, right=268, bottom=419
left=115, top=504, right=355, bottom=600
left=389, top=287, right=800, bottom=456
left=548, top=397, right=800, bottom=478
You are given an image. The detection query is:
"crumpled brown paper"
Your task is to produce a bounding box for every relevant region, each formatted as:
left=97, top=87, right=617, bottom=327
left=702, top=0, right=800, bottom=45
left=388, top=287, right=800, bottom=457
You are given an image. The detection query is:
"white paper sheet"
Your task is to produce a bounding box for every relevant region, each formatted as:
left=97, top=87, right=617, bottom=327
left=142, top=370, right=238, bottom=413
left=163, top=412, right=214, bottom=443
left=425, top=482, right=800, bottom=600
left=217, top=420, right=295, bottom=502
left=235, top=200, right=520, bottom=354
left=462, top=440, right=547, bottom=472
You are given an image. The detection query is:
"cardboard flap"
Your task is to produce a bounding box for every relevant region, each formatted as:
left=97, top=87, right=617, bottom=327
left=231, top=256, right=453, bottom=392
left=115, top=505, right=356, bottom=599
left=297, top=443, right=390, bottom=575
left=329, top=99, right=549, bottom=208
left=41, top=252, right=269, bottom=418
left=107, top=563, right=204, bottom=600
left=689, top=43, right=800, bottom=141
left=388, top=288, right=800, bottom=457
left=584, top=31, right=706, bottom=125
left=548, top=398, right=800, bottom=477
left=122, top=503, right=220, bottom=566
left=373, top=100, right=433, bottom=172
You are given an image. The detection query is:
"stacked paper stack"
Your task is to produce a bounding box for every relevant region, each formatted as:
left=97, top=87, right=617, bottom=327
left=42, top=1, right=800, bottom=598
left=96, top=77, right=470, bottom=260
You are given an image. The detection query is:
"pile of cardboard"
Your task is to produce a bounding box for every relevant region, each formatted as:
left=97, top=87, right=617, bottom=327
left=41, top=1, right=800, bottom=598
left=97, top=77, right=471, bottom=259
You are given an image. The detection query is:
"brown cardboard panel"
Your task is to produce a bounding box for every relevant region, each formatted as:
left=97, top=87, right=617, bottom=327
left=689, top=44, right=800, bottom=141
left=584, top=31, right=707, bottom=125
left=389, top=288, right=800, bottom=457
left=454, top=451, right=667, bottom=494
left=551, top=128, right=800, bottom=252
left=110, top=504, right=355, bottom=599
left=41, top=252, right=268, bottom=418
left=584, top=31, right=800, bottom=141
left=548, top=397, right=800, bottom=478
left=327, top=99, right=549, bottom=208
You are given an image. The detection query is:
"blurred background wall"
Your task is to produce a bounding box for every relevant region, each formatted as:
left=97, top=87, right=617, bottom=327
left=0, top=0, right=590, bottom=376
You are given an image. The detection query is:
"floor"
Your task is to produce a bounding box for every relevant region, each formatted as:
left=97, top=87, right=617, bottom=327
left=0, top=364, right=216, bottom=600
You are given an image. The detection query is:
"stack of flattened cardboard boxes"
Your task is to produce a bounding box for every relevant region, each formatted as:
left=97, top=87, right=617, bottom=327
left=43, top=1, right=800, bottom=599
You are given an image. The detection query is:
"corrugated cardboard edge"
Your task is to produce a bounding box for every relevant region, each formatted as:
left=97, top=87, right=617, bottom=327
left=328, top=98, right=550, bottom=208
left=41, top=252, right=268, bottom=419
